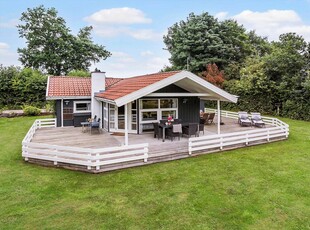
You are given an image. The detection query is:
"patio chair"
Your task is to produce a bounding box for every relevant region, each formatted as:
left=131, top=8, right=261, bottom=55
left=152, top=122, right=162, bottom=139
left=166, top=124, right=182, bottom=141
left=160, top=119, right=168, bottom=124
left=205, top=113, right=215, bottom=125
left=251, top=112, right=266, bottom=128
left=173, top=118, right=182, bottom=124
left=238, top=112, right=252, bottom=127
left=90, top=118, right=101, bottom=134
left=182, top=123, right=198, bottom=138
left=200, top=113, right=209, bottom=124
left=198, top=123, right=204, bottom=136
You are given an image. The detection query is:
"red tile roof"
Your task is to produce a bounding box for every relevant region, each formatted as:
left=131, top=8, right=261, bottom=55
left=47, top=76, right=122, bottom=97
left=96, top=71, right=181, bottom=100
left=47, top=71, right=181, bottom=99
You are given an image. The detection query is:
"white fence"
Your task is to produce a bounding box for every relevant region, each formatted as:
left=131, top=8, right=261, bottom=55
left=22, top=118, right=57, bottom=143
left=189, top=109, right=289, bottom=155
left=22, top=119, right=149, bottom=171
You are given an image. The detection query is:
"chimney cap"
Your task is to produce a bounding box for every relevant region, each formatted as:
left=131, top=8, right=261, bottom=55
left=91, top=68, right=106, bottom=74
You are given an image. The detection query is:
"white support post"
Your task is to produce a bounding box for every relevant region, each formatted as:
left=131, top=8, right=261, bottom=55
left=124, top=103, right=129, bottom=146
left=61, top=98, right=64, bottom=127
left=217, top=100, right=221, bottom=135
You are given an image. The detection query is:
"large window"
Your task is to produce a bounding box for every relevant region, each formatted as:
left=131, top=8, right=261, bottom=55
left=73, top=101, right=91, bottom=113
left=160, top=99, right=177, bottom=108
left=139, top=98, right=178, bottom=132
left=142, top=99, right=158, bottom=109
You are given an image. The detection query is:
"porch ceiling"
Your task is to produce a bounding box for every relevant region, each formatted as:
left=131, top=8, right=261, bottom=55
left=174, top=78, right=230, bottom=101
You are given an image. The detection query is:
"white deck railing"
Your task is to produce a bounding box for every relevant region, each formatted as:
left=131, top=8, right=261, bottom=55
left=22, top=118, right=149, bottom=171
left=22, top=118, right=57, bottom=143
left=189, top=109, right=289, bottom=155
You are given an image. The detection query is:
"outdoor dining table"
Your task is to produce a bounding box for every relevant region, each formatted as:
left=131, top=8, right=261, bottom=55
left=158, top=123, right=172, bottom=142
left=80, top=121, right=90, bottom=133
left=159, top=122, right=190, bottom=142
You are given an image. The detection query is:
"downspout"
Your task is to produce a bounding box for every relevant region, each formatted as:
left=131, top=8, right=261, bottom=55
left=217, top=100, right=220, bottom=135
left=124, top=103, right=129, bottom=145
left=61, top=98, right=64, bottom=127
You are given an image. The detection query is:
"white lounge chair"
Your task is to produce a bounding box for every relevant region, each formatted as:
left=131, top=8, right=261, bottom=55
left=251, top=112, right=265, bottom=128
left=238, top=111, right=252, bottom=127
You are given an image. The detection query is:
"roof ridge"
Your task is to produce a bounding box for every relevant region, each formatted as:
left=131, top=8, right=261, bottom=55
left=122, top=70, right=181, bottom=80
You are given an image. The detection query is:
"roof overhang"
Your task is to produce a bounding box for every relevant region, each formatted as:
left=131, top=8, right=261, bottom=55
left=46, top=96, right=91, bottom=100
left=94, top=97, right=117, bottom=105
left=108, top=71, right=237, bottom=107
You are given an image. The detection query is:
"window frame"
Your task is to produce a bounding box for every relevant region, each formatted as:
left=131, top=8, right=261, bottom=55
left=73, top=101, right=91, bottom=113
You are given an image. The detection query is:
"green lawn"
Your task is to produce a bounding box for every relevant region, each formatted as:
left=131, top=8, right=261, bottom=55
left=0, top=116, right=309, bottom=229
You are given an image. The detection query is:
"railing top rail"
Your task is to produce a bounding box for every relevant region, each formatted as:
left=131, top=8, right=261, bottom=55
left=189, top=126, right=287, bottom=142
left=205, top=108, right=289, bottom=128
left=93, top=143, right=149, bottom=153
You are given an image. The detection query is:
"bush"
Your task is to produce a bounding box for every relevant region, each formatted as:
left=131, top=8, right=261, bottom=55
left=23, top=105, right=41, bottom=116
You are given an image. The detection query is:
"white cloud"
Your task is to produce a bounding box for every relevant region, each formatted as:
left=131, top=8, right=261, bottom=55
left=0, top=42, right=10, bottom=49
left=0, top=18, right=18, bottom=28
left=85, top=7, right=161, bottom=40
left=92, top=50, right=170, bottom=78
left=231, top=10, right=310, bottom=41
left=0, top=42, right=20, bottom=66
left=127, top=29, right=162, bottom=40
left=85, top=7, right=151, bottom=25
left=111, top=51, right=135, bottom=63
left=215, top=12, right=228, bottom=21
left=140, top=50, right=154, bottom=57
left=94, top=26, right=162, bottom=41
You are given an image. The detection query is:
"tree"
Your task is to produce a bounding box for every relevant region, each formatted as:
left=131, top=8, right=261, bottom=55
left=67, top=69, right=90, bottom=77
left=163, top=12, right=252, bottom=73
left=0, top=65, right=47, bottom=108
left=17, top=5, right=111, bottom=75
left=199, top=64, right=225, bottom=88
left=0, top=65, right=21, bottom=107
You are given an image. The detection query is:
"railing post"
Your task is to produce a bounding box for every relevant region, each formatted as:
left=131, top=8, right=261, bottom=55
left=54, top=148, right=58, bottom=165
left=246, top=133, right=249, bottom=146
left=22, top=142, right=29, bottom=161
left=267, top=130, right=270, bottom=142
left=189, top=139, right=192, bottom=155
left=87, top=153, right=92, bottom=170
left=220, top=137, right=223, bottom=150
left=96, top=153, right=100, bottom=170
left=144, top=146, right=148, bottom=162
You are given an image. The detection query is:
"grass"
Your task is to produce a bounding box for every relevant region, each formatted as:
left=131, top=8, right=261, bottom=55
left=0, top=116, right=309, bottom=229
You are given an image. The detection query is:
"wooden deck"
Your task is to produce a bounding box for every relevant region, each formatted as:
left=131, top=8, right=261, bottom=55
left=22, top=110, right=289, bottom=173
left=29, top=116, right=280, bottom=170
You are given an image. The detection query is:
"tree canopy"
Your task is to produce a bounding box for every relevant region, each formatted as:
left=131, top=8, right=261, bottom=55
left=17, top=5, right=111, bottom=75
left=163, top=12, right=310, bottom=121
left=163, top=13, right=253, bottom=72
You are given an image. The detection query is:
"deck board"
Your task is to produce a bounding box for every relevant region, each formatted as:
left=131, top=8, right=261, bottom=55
left=31, top=116, right=272, bottom=156
left=26, top=116, right=284, bottom=173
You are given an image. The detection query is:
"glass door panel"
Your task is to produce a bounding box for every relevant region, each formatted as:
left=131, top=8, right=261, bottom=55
left=118, top=105, right=125, bottom=129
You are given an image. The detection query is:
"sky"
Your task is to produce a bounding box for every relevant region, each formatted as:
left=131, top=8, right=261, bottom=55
left=1, top=0, right=310, bottom=77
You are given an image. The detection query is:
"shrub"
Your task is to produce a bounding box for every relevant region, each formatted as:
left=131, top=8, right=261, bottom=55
left=23, top=105, right=41, bottom=116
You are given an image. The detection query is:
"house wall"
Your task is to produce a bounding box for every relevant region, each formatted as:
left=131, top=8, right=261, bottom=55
left=154, top=84, right=200, bottom=123
left=55, top=99, right=91, bottom=127
left=56, top=100, right=61, bottom=127
left=178, top=97, right=200, bottom=123
left=154, top=84, right=189, bottom=93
